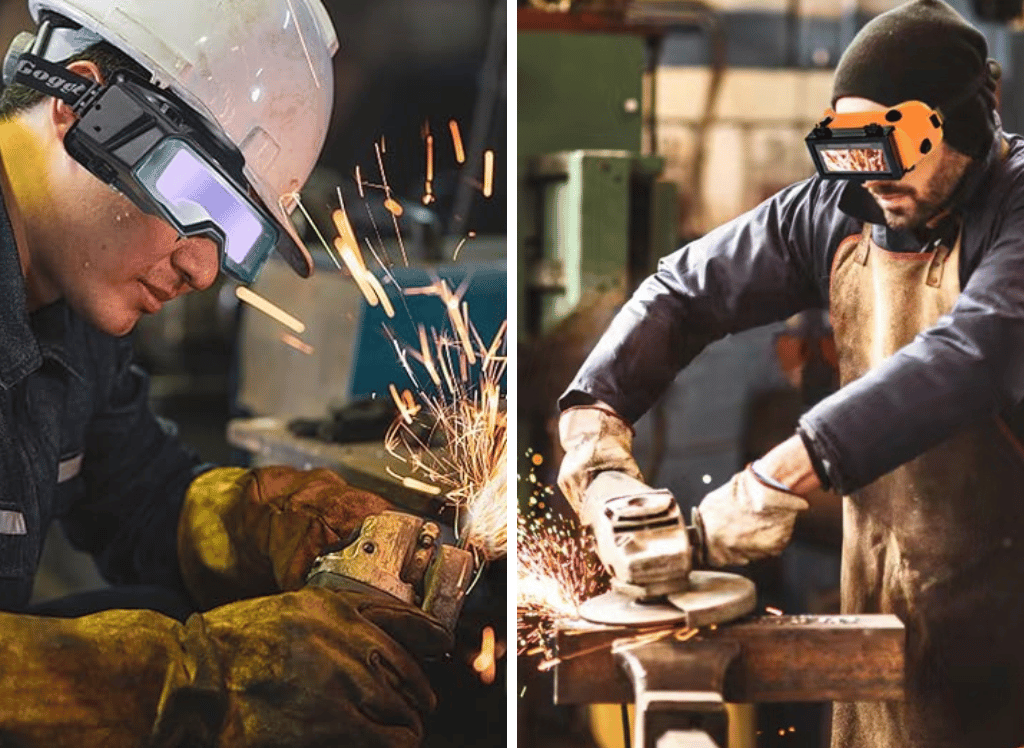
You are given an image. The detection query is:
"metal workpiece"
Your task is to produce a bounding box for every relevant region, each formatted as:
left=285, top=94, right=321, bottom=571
left=615, top=638, right=742, bottom=748
left=306, top=511, right=475, bottom=633
left=553, top=613, right=905, bottom=706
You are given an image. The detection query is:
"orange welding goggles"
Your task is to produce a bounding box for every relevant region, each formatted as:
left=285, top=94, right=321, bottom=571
left=805, top=100, right=944, bottom=180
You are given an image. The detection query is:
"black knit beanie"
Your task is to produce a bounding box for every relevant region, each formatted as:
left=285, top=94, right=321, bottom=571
left=832, top=0, right=997, bottom=159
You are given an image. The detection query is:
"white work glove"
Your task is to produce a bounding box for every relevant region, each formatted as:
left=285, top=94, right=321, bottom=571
left=695, top=464, right=810, bottom=567
left=557, top=404, right=643, bottom=515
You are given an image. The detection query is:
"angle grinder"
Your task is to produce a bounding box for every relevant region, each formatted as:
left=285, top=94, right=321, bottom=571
left=306, top=510, right=475, bottom=635
left=578, top=472, right=755, bottom=628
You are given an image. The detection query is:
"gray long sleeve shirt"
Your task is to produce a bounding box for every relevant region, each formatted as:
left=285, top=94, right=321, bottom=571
left=562, top=132, right=1024, bottom=496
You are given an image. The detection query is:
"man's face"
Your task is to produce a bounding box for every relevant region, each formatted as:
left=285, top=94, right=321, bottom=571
left=835, top=97, right=973, bottom=231
left=47, top=171, right=220, bottom=337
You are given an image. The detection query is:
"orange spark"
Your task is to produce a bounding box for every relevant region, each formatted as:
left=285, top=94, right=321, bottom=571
left=332, top=208, right=361, bottom=255
left=235, top=286, right=305, bottom=334
left=449, top=119, right=465, bottom=163
left=384, top=198, right=404, bottom=217
left=332, top=206, right=395, bottom=319
left=375, top=141, right=408, bottom=266
left=483, top=150, right=494, bottom=197
left=384, top=324, right=507, bottom=560
left=424, top=132, right=435, bottom=205
left=426, top=133, right=434, bottom=181
left=335, top=239, right=379, bottom=307
left=402, top=476, right=442, bottom=495
left=419, top=325, right=443, bottom=387
left=484, top=320, right=508, bottom=364
left=389, top=383, right=418, bottom=424
left=473, top=626, right=497, bottom=685
left=364, top=272, right=395, bottom=318
left=280, top=333, right=315, bottom=355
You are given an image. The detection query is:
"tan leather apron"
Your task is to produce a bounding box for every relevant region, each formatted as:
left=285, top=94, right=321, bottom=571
left=829, top=224, right=1024, bottom=748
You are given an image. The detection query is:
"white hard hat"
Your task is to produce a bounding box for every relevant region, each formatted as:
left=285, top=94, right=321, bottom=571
left=27, top=0, right=338, bottom=277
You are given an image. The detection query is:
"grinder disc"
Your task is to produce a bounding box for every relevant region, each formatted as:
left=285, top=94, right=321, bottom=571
left=579, top=571, right=756, bottom=627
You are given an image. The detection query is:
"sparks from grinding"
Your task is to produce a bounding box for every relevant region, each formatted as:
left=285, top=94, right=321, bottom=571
left=235, top=286, right=305, bottom=334
left=449, top=118, right=465, bottom=163
left=374, top=141, right=408, bottom=265
left=473, top=626, right=498, bottom=684
left=354, top=165, right=365, bottom=199
left=402, top=475, right=443, bottom=495
left=517, top=464, right=705, bottom=671
left=280, top=332, right=314, bottom=355
left=424, top=123, right=435, bottom=205
left=418, top=325, right=443, bottom=387
left=352, top=162, right=395, bottom=268
left=483, top=150, right=494, bottom=198
left=385, top=324, right=506, bottom=561
left=329, top=201, right=396, bottom=318
left=293, top=194, right=343, bottom=271
left=292, top=191, right=397, bottom=321
left=293, top=128, right=507, bottom=588
left=517, top=488, right=608, bottom=664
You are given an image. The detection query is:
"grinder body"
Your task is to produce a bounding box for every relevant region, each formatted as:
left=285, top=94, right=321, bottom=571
left=306, top=510, right=475, bottom=634
left=578, top=472, right=755, bottom=628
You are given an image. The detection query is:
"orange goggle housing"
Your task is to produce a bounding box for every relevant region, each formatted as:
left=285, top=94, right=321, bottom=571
left=805, top=100, right=944, bottom=180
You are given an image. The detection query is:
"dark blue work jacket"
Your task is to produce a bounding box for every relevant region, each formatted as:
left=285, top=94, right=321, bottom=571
left=0, top=193, right=207, bottom=609
left=564, top=132, right=1024, bottom=496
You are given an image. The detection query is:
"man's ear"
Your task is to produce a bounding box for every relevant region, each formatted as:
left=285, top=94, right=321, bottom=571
left=49, top=59, right=103, bottom=141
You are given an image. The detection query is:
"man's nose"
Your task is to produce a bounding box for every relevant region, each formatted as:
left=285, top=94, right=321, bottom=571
left=172, top=237, right=220, bottom=291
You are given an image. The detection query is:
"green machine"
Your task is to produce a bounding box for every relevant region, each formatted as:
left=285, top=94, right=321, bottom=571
left=518, top=13, right=679, bottom=486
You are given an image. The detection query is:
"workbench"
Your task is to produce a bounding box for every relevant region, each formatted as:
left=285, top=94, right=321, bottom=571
left=554, top=613, right=904, bottom=748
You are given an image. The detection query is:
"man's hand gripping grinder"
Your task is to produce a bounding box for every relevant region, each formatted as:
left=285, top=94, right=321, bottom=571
left=579, top=472, right=755, bottom=627
left=306, top=510, right=475, bottom=636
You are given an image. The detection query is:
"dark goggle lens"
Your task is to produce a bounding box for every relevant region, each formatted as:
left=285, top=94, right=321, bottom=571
left=135, top=139, right=279, bottom=283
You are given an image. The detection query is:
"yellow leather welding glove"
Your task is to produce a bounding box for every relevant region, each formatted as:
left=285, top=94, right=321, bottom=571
left=695, top=465, right=810, bottom=567
left=557, top=404, right=644, bottom=515
left=179, top=466, right=393, bottom=609
left=0, top=587, right=449, bottom=748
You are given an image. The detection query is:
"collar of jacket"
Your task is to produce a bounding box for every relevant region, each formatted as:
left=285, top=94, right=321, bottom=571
left=837, top=131, right=1004, bottom=252
left=0, top=187, right=78, bottom=390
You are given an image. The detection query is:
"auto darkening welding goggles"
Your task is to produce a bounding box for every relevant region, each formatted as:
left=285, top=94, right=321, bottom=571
left=2, top=22, right=279, bottom=284
left=805, top=100, right=945, bottom=181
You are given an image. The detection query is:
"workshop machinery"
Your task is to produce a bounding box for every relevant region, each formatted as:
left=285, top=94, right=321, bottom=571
left=573, top=471, right=904, bottom=748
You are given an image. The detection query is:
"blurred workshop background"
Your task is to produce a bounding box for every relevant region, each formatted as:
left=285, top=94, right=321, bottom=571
left=516, top=0, right=1024, bottom=746
left=0, top=0, right=507, bottom=745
